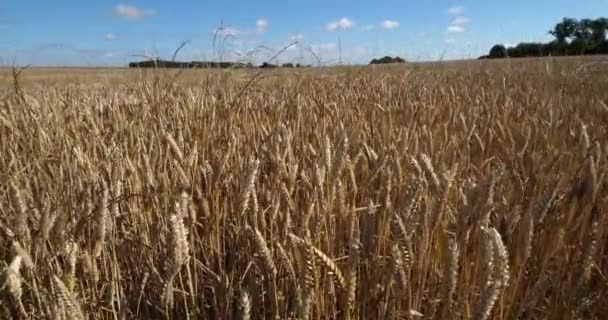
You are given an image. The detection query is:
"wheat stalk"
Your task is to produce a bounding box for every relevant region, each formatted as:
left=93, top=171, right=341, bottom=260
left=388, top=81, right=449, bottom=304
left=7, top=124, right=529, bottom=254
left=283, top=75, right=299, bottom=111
left=440, top=237, right=459, bottom=320
left=93, top=179, right=109, bottom=258
left=240, top=290, right=252, bottom=320
left=248, top=226, right=278, bottom=278
left=53, top=275, right=84, bottom=320
left=239, top=159, right=260, bottom=216
left=474, top=227, right=509, bottom=320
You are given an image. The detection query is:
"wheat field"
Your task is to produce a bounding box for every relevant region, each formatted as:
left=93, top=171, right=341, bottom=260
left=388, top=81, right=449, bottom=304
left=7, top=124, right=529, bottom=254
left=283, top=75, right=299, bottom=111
left=1, top=57, right=607, bottom=319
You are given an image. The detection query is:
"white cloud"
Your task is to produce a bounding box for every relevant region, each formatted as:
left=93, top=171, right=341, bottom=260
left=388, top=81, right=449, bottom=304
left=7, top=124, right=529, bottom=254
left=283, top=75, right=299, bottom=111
left=326, top=18, right=355, bottom=31
left=447, top=14, right=469, bottom=33
left=451, top=17, right=470, bottom=25
left=104, top=33, right=118, bottom=41
left=256, top=19, right=269, bottom=33
left=290, top=33, right=304, bottom=42
left=380, top=20, right=400, bottom=30
left=445, top=38, right=457, bottom=44
left=113, top=4, right=156, bottom=20
left=361, top=25, right=375, bottom=31
left=447, top=25, right=465, bottom=33
left=448, top=5, right=464, bottom=15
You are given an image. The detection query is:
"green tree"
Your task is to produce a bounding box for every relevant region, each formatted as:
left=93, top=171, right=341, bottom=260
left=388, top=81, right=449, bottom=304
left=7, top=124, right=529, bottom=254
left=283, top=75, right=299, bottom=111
left=545, top=40, right=568, bottom=55
left=491, top=16, right=608, bottom=57
left=489, top=44, right=507, bottom=58
left=590, top=18, right=607, bottom=43
left=571, top=18, right=607, bottom=53
left=549, top=18, right=578, bottom=43
left=574, top=19, right=593, bottom=41
left=569, top=38, right=589, bottom=54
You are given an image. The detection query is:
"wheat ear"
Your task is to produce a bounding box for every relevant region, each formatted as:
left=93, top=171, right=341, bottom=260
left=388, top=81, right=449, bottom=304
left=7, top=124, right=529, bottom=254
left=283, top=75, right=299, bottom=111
left=239, top=159, right=260, bottom=216
left=248, top=226, right=278, bottom=278
left=440, top=238, right=459, bottom=320
left=240, top=291, right=252, bottom=320
left=53, top=275, right=84, bottom=320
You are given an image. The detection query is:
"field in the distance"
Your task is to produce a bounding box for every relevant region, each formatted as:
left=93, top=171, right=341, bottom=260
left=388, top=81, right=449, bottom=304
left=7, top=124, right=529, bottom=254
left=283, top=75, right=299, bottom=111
left=1, top=57, right=607, bottom=320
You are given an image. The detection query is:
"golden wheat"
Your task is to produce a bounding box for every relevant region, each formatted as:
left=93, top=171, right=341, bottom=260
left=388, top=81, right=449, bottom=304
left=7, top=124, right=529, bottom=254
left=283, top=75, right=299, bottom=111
left=0, top=58, right=606, bottom=319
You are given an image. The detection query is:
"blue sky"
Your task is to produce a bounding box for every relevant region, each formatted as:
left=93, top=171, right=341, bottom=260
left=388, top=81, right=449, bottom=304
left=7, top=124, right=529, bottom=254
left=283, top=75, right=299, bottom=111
left=0, top=0, right=606, bottom=66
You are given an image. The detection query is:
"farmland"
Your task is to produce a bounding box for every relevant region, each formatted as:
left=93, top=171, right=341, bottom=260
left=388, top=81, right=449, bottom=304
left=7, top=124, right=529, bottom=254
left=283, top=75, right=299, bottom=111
left=1, top=56, right=607, bottom=319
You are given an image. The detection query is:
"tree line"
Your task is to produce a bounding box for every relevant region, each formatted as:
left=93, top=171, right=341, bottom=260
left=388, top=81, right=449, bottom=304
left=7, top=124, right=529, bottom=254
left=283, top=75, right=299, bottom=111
left=128, top=60, right=313, bottom=69
left=481, top=17, right=608, bottom=59
left=128, top=60, right=254, bottom=69
left=369, top=56, right=406, bottom=64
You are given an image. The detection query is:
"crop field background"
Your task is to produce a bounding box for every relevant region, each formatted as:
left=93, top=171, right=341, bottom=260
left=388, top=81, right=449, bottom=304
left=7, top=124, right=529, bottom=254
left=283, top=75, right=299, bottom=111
left=1, top=57, right=607, bottom=319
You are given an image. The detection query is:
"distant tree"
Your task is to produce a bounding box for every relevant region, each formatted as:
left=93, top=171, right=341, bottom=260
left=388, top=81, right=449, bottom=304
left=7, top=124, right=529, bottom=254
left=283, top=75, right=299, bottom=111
left=485, top=16, right=607, bottom=59
left=282, top=63, right=294, bottom=68
left=574, top=19, right=594, bottom=41
left=369, top=56, right=406, bottom=64
left=591, top=18, right=608, bottom=42
left=590, top=18, right=608, bottom=48
left=544, top=40, right=568, bottom=55
left=599, top=40, right=608, bottom=54
left=489, top=44, right=508, bottom=58
left=260, top=62, right=277, bottom=69
left=568, top=18, right=601, bottom=53
left=393, top=56, right=406, bottom=63
left=569, top=38, right=591, bottom=55
left=549, top=18, right=578, bottom=43
left=506, top=43, right=546, bottom=58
